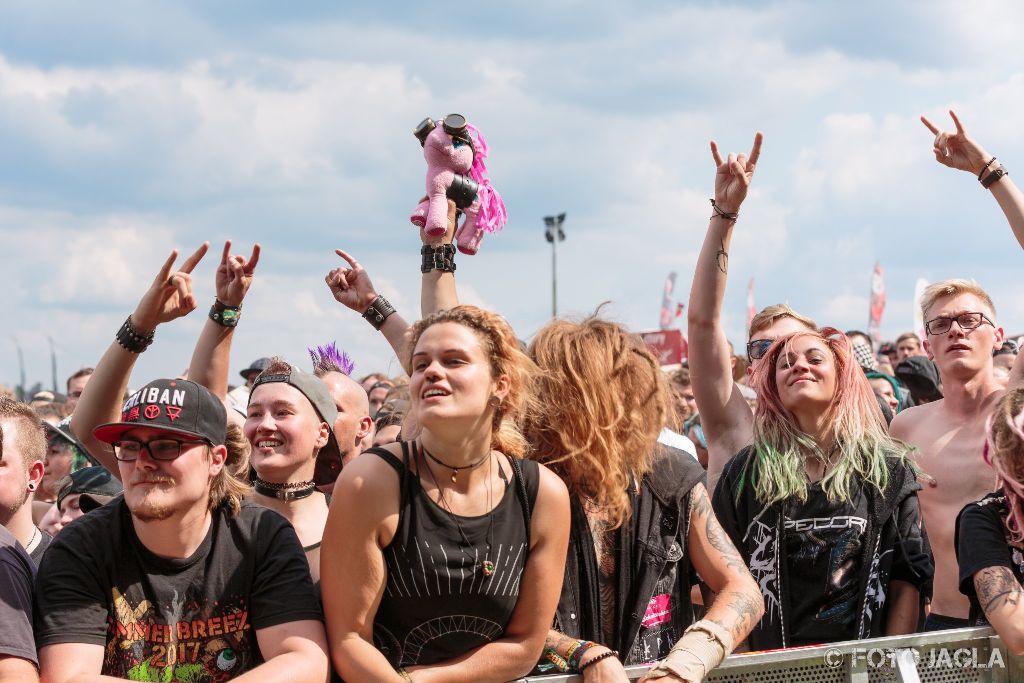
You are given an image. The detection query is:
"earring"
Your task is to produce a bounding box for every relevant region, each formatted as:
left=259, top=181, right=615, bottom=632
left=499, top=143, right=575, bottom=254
left=489, top=395, right=503, bottom=408
left=27, top=484, right=36, bottom=491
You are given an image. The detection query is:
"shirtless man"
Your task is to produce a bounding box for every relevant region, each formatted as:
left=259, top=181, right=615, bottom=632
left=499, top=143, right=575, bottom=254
left=687, top=132, right=817, bottom=491
left=890, top=110, right=1024, bottom=629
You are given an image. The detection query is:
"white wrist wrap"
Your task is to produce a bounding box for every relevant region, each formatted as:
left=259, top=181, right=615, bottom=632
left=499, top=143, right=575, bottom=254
left=643, top=619, right=733, bottom=681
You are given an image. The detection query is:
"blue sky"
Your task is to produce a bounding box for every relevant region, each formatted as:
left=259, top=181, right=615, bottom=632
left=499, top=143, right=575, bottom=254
left=4, top=1, right=1024, bottom=391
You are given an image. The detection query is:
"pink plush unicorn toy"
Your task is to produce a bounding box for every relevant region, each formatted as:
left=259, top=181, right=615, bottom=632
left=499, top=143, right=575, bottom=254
left=409, top=113, right=507, bottom=255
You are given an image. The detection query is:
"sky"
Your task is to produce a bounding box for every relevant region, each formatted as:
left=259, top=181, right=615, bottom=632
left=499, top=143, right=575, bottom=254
left=4, top=0, right=1024, bottom=392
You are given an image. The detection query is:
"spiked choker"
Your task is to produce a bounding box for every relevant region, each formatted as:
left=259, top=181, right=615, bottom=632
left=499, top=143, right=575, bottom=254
left=254, top=477, right=316, bottom=501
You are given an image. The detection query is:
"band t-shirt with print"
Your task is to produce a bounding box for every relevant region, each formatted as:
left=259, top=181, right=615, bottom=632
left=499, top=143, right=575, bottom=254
left=783, top=481, right=868, bottom=645
left=956, top=492, right=1024, bottom=625
left=34, top=498, right=322, bottom=681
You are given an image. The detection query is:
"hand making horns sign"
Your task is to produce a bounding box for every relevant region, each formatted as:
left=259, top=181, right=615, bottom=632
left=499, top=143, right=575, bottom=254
left=920, top=110, right=993, bottom=176
left=710, top=132, right=763, bottom=215
left=131, top=243, right=209, bottom=333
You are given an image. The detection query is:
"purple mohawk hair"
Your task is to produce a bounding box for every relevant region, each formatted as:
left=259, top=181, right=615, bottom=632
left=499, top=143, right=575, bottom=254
left=308, top=341, right=355, bottom=377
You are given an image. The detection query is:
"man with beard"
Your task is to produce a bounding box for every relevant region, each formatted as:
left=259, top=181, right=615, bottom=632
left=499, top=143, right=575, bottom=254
left=0, top=398, right=49, bottom=566
left=35, top=245, right=329, bottom=682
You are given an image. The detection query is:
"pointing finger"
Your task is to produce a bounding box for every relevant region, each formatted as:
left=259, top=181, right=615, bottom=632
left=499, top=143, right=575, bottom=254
left=155, top=249, right=179, bottom=284
left=920, top=116, right=940, bottom=135
left=335, top=249, right=359, bottom=269
left=180, top=242, right=209, bottom=274
left=246, top=243, right=261, bottom=272
left=949, top=110, right=965, bottom=135
left=748, top=132, right=763, bottom=166
left=710, top=141, right=723, bottom=167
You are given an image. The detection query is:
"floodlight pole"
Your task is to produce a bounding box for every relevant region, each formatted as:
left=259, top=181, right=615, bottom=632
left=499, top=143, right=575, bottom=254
left=543, top=213, right=566, bottom=318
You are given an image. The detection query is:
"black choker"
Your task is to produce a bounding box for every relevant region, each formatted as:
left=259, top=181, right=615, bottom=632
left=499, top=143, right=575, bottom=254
left=421, top=444, right=490, bottom=483
left=254, top=477, right=316, bottom=501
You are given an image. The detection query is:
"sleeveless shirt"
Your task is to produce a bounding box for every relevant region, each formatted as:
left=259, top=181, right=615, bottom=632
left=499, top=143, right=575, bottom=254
left=368, top=443, right=539, bottom=668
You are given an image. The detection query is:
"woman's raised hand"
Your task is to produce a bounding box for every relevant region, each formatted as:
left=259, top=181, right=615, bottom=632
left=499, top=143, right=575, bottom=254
left=215, top=240, right=261, bottom=308
left=326, top=249, right=379, bottom=313
left=131, top=243, right=209, bottom=332
left=921, top=110, right=991, bottom=176
left=710, top=132, right=763, bottom=214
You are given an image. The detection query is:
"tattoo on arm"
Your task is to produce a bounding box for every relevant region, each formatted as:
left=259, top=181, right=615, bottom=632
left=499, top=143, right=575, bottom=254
left=714, top=590, right=762, bottom=642
left=715, top=240, right=729, bottom=274
left=544, top=630, right=578, bottom=656
left=975, top=567, right=1024, bottom=615
left=690, top=486, right=746, bottom=573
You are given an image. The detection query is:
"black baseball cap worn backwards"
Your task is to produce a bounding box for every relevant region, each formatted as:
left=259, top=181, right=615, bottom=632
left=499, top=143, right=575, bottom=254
left=93, top=378, right=228, bottom=446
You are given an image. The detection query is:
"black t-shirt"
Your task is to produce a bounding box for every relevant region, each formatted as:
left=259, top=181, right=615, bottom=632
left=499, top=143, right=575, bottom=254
left=29, top=528, right=52, bottom=568
left=0, top=525, right=37, bottom=667
left=783, top=482, right=868, bottom=645
left=35, top=497, right=322, bottom=681
left=956, top=492, right=1024, bottom=625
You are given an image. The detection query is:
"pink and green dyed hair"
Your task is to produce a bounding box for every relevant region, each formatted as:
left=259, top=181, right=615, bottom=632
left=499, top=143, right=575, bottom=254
left=745, top=327, right=912, bottom=505
left=983, top=386, right=1024, bottom=545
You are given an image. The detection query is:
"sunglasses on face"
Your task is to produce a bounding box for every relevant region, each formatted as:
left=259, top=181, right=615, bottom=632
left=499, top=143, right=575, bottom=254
left=746, top=338, right=774, bottom=362
left=923, top=311, right=994, bottom=336
left=112, top=438, right=207, bottom=462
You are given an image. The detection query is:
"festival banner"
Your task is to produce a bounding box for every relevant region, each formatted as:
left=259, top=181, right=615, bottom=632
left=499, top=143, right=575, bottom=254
left=639, top=329, right=687, bottom=366
left=868, top=262, right=886, bottom=344
left=659, top=272, right=677, bottom=330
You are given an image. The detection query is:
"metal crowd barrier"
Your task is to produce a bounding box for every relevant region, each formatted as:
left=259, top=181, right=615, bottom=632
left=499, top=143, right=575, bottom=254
left=517, top=627, right=1023, bottom=682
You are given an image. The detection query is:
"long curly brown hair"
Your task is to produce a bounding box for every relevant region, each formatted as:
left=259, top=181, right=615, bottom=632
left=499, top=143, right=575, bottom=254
left=405, top=305, right=538, bottom=458
left=525, top=316, right=670, bottom=529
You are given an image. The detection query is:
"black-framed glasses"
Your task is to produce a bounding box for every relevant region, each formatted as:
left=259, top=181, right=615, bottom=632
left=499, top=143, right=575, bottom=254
left=923, top=312, right=994, bottom=336
left=112, top=438, right=206, bottom=462
left=746, top=338, right=774, bottom=362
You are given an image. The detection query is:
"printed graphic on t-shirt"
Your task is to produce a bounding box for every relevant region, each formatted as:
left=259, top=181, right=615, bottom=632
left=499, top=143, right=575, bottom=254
left=745, top=519, right=781, bottom=626
left=784, top=515, right=866, bottom=627
left=104, top=587, right=254, bottom=682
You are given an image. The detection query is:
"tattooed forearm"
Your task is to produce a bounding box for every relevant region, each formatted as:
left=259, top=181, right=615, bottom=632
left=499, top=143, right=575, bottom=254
left=975, top=567, right=1024, bottom=614
left=690, top=486, right=746, bottom=574
left=714, top=590, right=764, bottom=642
left=715, top=240, right=729, bottom=274
left=544, top=630, right=579, bottom=656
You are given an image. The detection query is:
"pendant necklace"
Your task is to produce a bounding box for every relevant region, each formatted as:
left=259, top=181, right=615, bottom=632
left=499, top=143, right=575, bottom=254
left=421, top=444, right=490, bottom=484
left=420, top=442, right=496, bottom=576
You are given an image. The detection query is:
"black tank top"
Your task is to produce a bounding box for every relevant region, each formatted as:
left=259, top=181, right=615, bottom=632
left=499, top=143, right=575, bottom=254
left=368, top=442, right=539, bottom=668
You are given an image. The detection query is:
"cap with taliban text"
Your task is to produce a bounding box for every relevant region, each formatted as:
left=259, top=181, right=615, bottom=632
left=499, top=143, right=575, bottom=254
left=93, top=378, right=227, bottom=446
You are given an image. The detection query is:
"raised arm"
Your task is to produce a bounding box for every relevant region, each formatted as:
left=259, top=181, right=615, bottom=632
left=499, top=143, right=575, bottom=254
left=686, top=133, right=762, bottom=490
left=326, top=250, right=412, bottom=372
left=69, top=244, right=208, bottom=477
left=187, top=241, right=260, bottom=399
left=421, top=199, right=460, bottom=316
left=921, top=110, right=1024, bottom=249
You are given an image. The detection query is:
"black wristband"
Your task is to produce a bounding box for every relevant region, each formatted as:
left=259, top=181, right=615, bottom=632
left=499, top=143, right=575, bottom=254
left=421, top=244, right=457, bottom=274
left=978, top=157, right=997, bottom=181
left=362, top=295, right=396, bottom=330
left=981, top=164, right=1008, bottom=189
left=115, top=316, right=155, bottom=354
left=209, top=302, right=241, bottom=327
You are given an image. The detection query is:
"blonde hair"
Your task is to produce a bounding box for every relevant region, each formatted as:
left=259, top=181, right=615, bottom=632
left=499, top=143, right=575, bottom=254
left=526, top=316, right=670, bottom=529
left=920, top=279, right=997, bottom=321
left=984, top=386, right=1024, bottom=545
left=210, top=422, right=252, bottom=516
left=0, top=397, right=46, bottom=473
left=405, top=305, right=537, bottom=458
left=745, top=328, right=911, bottom=505
left=749, top=304, right=817, bottom=340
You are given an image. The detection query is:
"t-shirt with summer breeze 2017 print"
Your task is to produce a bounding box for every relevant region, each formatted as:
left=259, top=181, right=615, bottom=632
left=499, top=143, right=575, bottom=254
left=34, top=497, right=322, bottom=682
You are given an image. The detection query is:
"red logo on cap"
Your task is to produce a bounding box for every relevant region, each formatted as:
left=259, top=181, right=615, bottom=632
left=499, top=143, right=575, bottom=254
left=144, top=405, right=161, bottom=420
left=166, top=406, right=182, bottom=422
left=126, top=406, right=140, bottom=422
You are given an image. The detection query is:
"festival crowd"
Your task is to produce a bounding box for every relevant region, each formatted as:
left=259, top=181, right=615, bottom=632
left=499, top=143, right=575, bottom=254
left=1, top=110, right=1023, bottom=682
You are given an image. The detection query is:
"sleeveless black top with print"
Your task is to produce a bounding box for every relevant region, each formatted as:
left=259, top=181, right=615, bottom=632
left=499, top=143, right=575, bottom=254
left=368, top=442, right=539, bottom=668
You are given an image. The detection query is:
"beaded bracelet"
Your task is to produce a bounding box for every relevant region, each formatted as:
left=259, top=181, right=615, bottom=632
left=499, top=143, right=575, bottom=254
left=115, top=316, right=155, bottom=353
left=567, top=640, right=598, bottom=672
left=709, top=198, right=738, bottom=221
left=579, top=649, right=619, bottom=672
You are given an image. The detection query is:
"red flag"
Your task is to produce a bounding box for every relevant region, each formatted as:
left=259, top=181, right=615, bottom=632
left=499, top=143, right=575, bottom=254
left=868, top=262, right=886, bottom=344
left=659, top=272, right=677, bottom=330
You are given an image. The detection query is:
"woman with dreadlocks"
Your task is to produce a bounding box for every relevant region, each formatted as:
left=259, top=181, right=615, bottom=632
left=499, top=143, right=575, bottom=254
left=712, top=328, right=933, bottom=650
left=956, top=386, right=1024, bottom=654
